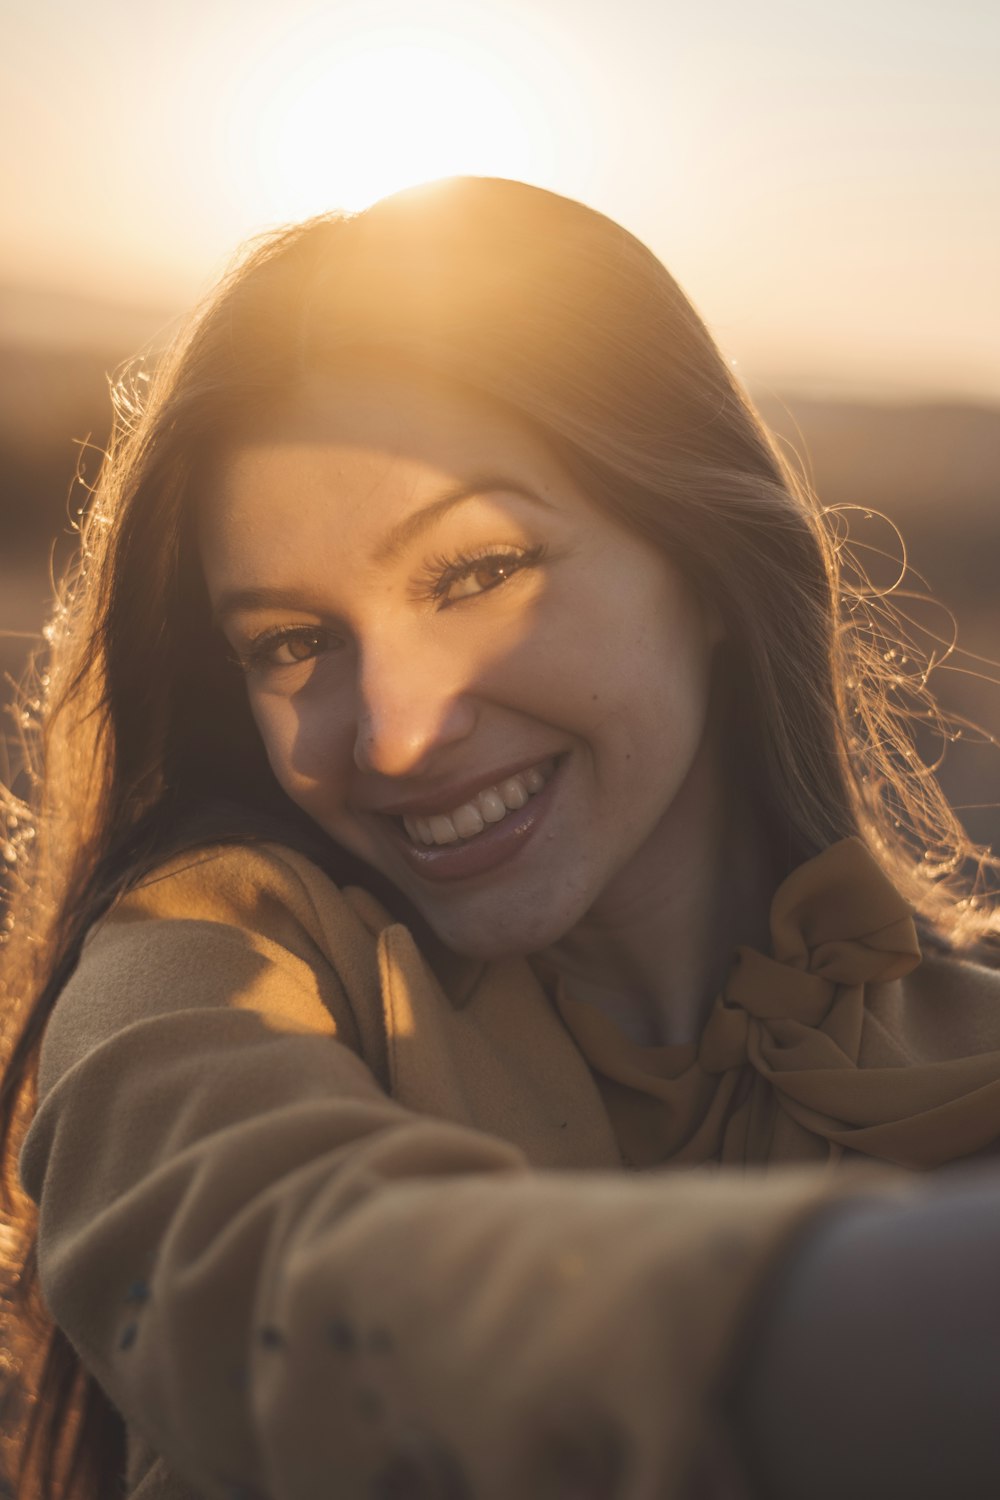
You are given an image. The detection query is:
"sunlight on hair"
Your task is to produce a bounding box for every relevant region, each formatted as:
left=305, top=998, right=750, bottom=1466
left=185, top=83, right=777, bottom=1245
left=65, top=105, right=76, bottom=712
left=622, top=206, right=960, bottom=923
left=223, top=23, right=574, bottom=219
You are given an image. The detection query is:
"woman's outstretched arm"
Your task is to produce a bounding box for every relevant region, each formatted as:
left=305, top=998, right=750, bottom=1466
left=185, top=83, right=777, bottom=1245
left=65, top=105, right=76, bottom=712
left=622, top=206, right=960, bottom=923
left=728, top=1167, right=1000, bottom=1499
left=18, top=840, right=888, bottom=1500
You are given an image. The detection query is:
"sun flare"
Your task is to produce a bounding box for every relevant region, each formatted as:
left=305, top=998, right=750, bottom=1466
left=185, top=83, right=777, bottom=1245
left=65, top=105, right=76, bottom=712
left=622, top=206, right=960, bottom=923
left=225, top=26, right=565, bottom=221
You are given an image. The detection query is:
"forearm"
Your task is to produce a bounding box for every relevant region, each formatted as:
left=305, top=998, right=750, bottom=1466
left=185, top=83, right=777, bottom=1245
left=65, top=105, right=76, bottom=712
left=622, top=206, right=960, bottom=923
left=727, top=1165, right=1000, bottom=1500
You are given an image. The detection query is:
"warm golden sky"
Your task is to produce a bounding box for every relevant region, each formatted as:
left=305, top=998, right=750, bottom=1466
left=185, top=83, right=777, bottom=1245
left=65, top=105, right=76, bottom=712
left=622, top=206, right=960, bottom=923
left=3, top=0, right=998, bottom=400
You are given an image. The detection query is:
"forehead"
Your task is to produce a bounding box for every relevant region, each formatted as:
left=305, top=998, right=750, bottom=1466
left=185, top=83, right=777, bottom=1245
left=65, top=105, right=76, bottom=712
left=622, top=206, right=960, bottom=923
left=201, top=367, right=564, bottom=541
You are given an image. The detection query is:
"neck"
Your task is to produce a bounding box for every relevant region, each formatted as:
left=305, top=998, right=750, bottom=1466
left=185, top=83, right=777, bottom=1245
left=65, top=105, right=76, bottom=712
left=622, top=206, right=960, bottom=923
left=536, top=731, right=783, bottom=1047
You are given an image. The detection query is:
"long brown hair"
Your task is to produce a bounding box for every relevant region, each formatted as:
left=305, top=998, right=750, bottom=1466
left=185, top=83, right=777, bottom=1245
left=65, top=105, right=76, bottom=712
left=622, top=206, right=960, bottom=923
left=1, top=175, right=996, bottom=1497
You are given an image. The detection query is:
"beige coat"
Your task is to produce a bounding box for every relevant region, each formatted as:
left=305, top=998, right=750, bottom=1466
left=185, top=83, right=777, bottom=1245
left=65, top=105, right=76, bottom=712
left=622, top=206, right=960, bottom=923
left=19, top=837, right=1000, bottom=1499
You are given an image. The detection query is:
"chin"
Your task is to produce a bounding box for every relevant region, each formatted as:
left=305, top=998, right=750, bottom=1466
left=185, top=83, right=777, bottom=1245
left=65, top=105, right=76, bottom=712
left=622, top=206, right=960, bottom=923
left=418, top=898, right=577, bottom=966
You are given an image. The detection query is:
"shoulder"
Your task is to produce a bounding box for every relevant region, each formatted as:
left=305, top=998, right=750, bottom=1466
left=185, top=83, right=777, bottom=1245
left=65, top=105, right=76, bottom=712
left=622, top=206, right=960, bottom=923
left=38, top=840, right=397, bottom=1100
left=912, top=941, right=1000, bottom=1004
left=876, top=940, right=1000, bottom=1065
left=107, top=837, right=396, bottom=949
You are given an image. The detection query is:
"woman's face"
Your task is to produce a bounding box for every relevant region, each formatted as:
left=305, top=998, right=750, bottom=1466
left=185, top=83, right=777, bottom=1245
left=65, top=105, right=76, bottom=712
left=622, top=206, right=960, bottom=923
left=200, top=368, right=724, bottom=959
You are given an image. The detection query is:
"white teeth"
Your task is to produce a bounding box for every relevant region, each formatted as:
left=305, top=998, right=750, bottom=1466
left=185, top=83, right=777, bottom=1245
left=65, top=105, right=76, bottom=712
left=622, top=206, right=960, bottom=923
left=452, top=802, right=485, bottom=838
left=401, top=761, right=553, bottom=847
left=478, top=789, right=507, bottom=823
left=498, top=776, right=528, bottom=810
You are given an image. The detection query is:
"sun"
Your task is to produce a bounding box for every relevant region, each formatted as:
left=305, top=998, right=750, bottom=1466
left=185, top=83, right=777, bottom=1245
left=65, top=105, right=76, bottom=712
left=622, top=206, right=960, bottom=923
left=222, top=25, right=563, bottom=222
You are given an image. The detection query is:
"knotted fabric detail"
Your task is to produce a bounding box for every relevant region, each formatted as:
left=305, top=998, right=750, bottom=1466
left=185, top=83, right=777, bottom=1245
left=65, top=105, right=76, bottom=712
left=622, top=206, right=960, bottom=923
left=554, top=839, right=1000, bottom=1170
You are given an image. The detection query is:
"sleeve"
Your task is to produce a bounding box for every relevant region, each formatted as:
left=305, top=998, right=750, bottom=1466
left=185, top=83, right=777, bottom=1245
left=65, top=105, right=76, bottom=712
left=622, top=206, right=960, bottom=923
left=19, top=842, right=904, bottom=1500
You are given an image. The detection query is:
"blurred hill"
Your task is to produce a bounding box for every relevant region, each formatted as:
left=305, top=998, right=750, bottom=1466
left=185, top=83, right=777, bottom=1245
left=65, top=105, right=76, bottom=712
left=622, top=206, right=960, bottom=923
left=0, top=284, right=178, bottom=560
left=1, top=291, right=998, bottom=848
left=0, top=282, right=180, bottom=356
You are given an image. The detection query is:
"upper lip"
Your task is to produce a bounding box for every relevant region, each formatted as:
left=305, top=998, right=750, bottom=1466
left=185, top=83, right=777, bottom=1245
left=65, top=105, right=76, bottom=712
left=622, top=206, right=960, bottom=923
left=358, top=753, right=558, bottom=819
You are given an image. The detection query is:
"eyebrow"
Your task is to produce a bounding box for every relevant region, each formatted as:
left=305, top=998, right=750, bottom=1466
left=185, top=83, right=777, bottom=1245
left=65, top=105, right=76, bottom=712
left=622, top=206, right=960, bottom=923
left=211, top=476, right=554, bottom=628
left=372, top=475, right=554, bottom=564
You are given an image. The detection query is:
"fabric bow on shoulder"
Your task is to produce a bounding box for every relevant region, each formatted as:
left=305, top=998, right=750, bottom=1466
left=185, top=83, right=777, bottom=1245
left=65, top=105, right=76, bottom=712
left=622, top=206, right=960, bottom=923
left=555, top=840, right=1000, bottom=1170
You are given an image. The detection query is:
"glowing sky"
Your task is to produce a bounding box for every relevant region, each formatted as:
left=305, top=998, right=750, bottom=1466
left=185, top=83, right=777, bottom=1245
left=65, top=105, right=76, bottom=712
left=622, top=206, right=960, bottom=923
left=2, top=0, right=998, bottom=399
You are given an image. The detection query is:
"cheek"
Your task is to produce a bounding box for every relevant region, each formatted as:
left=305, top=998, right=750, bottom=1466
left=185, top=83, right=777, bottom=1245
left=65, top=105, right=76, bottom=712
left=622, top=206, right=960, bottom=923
left=608, top=589, right=717, bottom=765
left=248, top=686, right=354, bottom=810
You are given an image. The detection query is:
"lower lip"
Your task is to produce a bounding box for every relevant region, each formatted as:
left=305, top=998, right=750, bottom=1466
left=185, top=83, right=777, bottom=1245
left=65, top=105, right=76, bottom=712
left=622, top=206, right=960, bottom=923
left=384, top=761, right=562, bottom=883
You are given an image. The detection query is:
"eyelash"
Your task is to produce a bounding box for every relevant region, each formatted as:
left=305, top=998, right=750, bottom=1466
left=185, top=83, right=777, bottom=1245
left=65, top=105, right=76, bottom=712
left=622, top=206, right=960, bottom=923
left=233, top=625, right=341, bottom=675
left=235, top=543, right=546, bottom=673
left=412, top=542, right=547, bottom=607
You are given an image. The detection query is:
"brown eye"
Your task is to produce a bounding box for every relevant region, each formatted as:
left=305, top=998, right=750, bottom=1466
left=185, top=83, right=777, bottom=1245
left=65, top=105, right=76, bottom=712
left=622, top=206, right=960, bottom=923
left=280, top=631, right=327, bottom=662
left=419, top=543, right=545, bottom=609
left=447, top=557, right=515, bottom=601
left=241, top=626, right=340, bottom=673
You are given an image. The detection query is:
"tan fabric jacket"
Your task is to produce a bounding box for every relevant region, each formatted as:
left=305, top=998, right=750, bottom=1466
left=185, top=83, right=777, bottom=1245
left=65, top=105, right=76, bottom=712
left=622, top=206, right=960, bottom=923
left=19, top=838, right=1000, bottom=1499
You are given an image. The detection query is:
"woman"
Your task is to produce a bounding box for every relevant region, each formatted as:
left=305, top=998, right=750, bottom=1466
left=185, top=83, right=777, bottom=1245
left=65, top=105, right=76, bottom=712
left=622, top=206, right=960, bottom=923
left=1, top=176, right=999, bottom=1500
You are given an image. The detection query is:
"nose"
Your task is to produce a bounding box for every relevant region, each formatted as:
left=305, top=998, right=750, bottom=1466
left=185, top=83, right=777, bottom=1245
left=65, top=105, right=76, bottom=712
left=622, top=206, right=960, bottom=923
left=352, top=635, right=478, bottom=778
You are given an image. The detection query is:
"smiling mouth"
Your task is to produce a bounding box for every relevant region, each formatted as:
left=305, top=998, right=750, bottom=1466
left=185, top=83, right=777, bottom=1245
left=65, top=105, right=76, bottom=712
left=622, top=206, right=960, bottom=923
left=398, top=758, right=556, bottom=847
